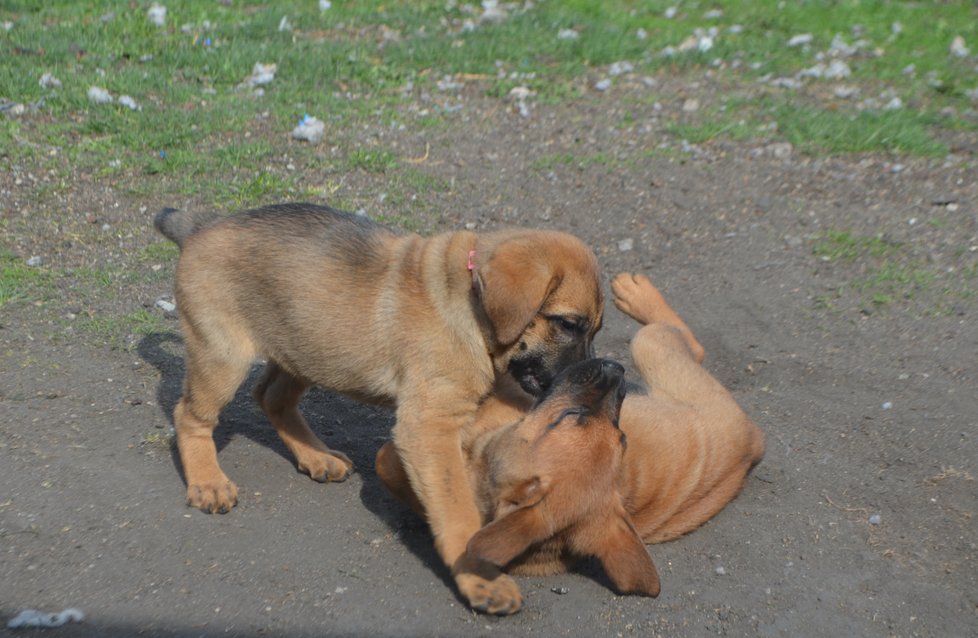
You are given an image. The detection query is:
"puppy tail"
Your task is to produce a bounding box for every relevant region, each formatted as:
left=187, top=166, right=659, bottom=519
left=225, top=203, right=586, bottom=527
left=154, top=207, right=219, bottom=248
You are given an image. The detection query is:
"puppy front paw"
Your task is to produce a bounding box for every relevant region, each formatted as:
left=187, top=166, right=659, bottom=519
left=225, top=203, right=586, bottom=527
left=453, top=554, right=523, bottom=615
left=186, top=476, right=238, bottom=514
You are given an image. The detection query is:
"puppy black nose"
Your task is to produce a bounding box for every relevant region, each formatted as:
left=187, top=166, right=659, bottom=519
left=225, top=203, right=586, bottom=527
left=601, top=359, right=625, bottom=378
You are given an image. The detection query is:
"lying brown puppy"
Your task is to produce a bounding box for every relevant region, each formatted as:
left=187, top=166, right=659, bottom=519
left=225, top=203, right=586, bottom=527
left=377, top=273, right=764, bottom=601
left=155, top=203, right=604, bottom=614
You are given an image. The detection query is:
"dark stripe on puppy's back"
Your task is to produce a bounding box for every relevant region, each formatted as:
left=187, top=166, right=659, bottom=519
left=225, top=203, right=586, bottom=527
left=232, top=203, right=390, bottom=268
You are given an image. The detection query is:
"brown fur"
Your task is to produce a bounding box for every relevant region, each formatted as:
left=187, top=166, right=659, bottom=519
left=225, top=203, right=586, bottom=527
left=155, top=203, right=604, bottom=615
left=376, top=273, right=764, bottom=600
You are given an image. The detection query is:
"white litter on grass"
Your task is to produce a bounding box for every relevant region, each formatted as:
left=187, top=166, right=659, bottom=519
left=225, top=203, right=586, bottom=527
left=278, top=16, right=292, bottom=32
left=155, top=299, right=176, bottom=313
left=243, top=62, right=277, bottom=87
left=147, top=3, right=166, bottom=27
left=664, top=6, right=677, bottom=19
left=292, top=114, right=325, bottom=143
left=2, top=21, right=13, bottom=31
left=319, top=0, right=332, bottom=10
left=950, top=36, right=970, bottom=58
left=118, top=95, right=141, bottom=111
left=787, top=33, right=813, bottom=47
left=26, top=256, right=42, bottom=267
left=636, top=28, right=648, bottom=41
left=87, top=86, right=114, bottom=104
left=7, top=608, right=84, bottom=629
left=508, top=86, right=534, bottom=117
left=557, top=28, right=579, bottom=41
left=39, top=72, right=62, bottom=89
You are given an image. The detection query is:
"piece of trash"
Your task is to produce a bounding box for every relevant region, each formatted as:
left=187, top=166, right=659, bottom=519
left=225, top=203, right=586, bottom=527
left=664, top=6, right=677, bottom=19
left=319, top=0, right=332, bottom=10
left=155, top=299, right=176, bottom=313
left=147, top=3, right=166, bottom=27
left=715, top=566, right=727, bottom=575
left=278, top=16, right=292, bottom=32
left=159, top=150, right=167, bottom=159
left=26, top=256, right=42, bottom=267
left=39, top=73, right=62, bottom=89
left=7, top=608, right=84, bottom=629
left=787, top=33, right=813, bottom=47
left=292, top=114, right=325, bottom=144
left=2, top=21, right=13, bottom=32
left=118, top=95, right=141, bottom=111
left=557, top=28, right=579, bottom=41
left=868, top=514, right=881, bottom=526
left=617, top=238, right=634, bottom=252
left=881, top=401, right=893, bottom=410
left=88, top=86, right=114, bottom=104
left=636, top=28, right=648, bottom=40
left=550, top=586, right=569, bottom=595
left=243, top=62, right=277, bottom=87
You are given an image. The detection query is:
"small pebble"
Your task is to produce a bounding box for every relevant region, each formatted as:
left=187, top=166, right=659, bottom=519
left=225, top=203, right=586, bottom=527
left=715, top=566, right=727, bottom=575
left=550, top=586, right=569, bottom=595
left=87, top=86, right=113, bottom=104
left=881, top=401, right=892, bottom=410
left=26, top=256, right=43, bottom=267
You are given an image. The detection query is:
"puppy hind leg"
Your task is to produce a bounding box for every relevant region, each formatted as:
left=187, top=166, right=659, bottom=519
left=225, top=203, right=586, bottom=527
left=253, top=362, right=353, bottom=482
left=611, top=272, right=704, bottom=363
left=176, top=345, right=253, bottom=514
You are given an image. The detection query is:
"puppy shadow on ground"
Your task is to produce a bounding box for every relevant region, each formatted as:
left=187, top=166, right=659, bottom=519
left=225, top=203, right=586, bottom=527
left=136, top=331, right=452, bottom=589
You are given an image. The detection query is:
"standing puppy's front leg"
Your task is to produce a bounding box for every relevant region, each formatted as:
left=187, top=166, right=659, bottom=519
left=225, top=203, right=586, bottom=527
left=393, top=405, right=523, bottom=615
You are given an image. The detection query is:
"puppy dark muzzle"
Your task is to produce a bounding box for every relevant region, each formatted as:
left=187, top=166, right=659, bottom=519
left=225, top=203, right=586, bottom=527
left=536, top=358, right=626, bottom=424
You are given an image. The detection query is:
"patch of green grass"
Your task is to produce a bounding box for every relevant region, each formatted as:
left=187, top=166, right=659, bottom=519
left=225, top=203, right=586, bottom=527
left=530, top=152, right=613, bottom=171
left=814, top=231, right=901, bottom=262
left=347, top=148, right=398, bottom=173
left=812, top=230, right=939, bottom=310
left=0, top=251, right=53, bottom=307
left=775, top=105, right=948, bottom=157
left=77, top=308, right=170, bottom=349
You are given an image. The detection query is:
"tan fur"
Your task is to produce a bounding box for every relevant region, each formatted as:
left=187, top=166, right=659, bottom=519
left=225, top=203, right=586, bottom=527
left=156, top=203, right=603, bottom=616
left=376, top=273, right=764, bottom=600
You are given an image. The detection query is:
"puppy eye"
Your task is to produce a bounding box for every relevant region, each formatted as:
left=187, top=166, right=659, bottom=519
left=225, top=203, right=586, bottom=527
left=546, top=407, right=589, bottom=430
left=550, top=315, right=584, bottom=334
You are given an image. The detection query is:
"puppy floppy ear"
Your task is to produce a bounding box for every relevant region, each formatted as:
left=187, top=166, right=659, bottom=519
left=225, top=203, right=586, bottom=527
left=477, top=241, right=558, bottom=346
left=466, top=477, right=550, bottom=567
left=594, top=511, right=661, bottom=598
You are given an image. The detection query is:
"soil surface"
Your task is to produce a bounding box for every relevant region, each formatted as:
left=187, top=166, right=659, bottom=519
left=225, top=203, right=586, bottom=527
left=2, top=75, right=977, bottom=637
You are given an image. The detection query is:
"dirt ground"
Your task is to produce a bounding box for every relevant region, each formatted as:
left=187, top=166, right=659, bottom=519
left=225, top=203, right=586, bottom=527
left=2, top=76, right=977, bottom=637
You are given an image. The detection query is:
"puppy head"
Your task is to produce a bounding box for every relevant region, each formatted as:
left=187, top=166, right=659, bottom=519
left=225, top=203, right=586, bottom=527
left=475, top=230, right=603, bottom=397
left=467, top=358, right=660, bottom=597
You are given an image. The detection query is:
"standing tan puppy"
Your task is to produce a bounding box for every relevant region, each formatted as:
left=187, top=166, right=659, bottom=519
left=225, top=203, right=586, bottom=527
left=377, top=273, right=764, bottom=601
left=154, top=203, right=603, bottom=615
